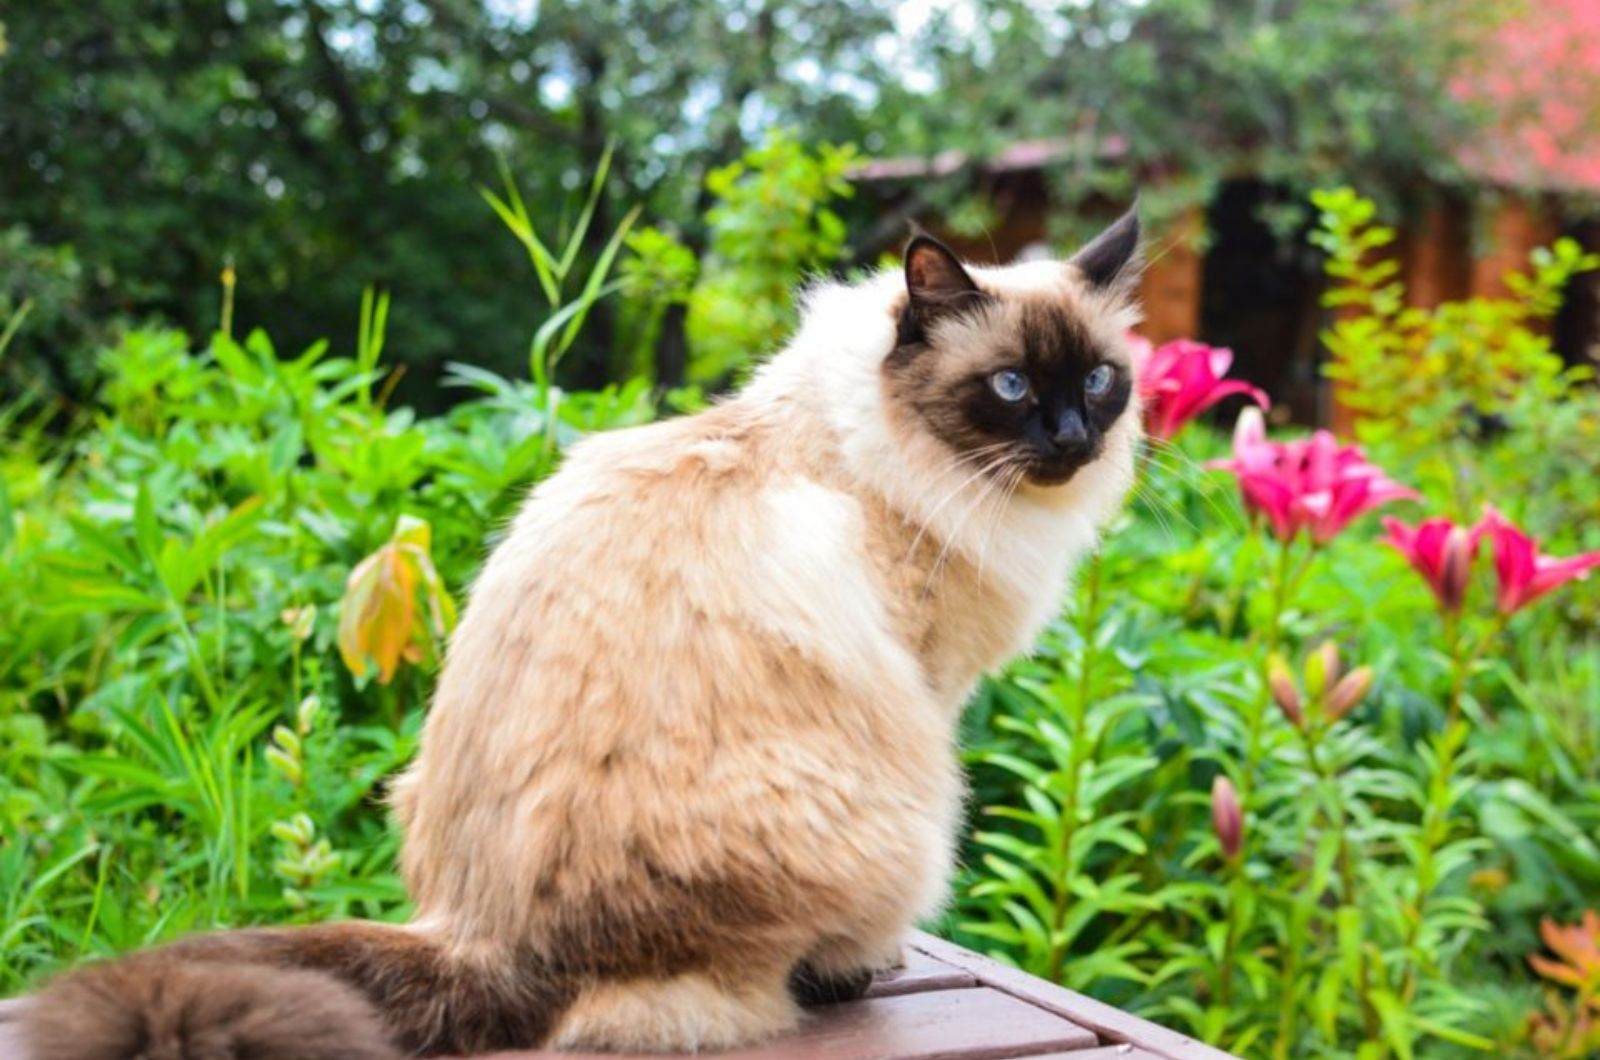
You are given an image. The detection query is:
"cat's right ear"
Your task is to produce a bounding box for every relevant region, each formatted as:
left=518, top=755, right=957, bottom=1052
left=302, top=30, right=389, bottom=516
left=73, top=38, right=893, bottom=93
left=901, top=234, right=983, bottom=340
left=1070, top=203, right=1142, bottom=296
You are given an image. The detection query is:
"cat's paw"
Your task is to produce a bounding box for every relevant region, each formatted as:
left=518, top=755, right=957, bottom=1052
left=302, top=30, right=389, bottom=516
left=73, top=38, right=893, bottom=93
left=786, top=962, right=875, bottom=1007
left=874, top=944, right=906, bottom=973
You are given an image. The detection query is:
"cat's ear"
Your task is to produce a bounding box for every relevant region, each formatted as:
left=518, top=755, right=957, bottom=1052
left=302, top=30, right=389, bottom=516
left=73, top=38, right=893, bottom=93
left=1070, top=203, right=1142, bottom=295
left=903, top=234, right=983, bottom=334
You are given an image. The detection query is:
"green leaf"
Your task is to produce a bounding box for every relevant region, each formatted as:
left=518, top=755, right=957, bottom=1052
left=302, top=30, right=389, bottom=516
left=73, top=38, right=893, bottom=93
left=1337, top=906, right=1363, bottom=986
left=1408, top=1014, right=1493, bottom=1051
left=0, top=478, right=13, bottom=553
left=1369, top=989, right=1414, bottom=1060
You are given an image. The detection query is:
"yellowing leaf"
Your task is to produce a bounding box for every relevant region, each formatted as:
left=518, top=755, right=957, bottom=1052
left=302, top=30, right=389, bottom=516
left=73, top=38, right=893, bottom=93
left=337, top=515, right=455, bottom=684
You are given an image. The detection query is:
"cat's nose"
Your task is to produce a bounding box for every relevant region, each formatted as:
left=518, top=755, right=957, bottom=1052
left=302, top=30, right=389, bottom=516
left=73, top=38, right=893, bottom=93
left=1051, top=409, right=1090, bottom=452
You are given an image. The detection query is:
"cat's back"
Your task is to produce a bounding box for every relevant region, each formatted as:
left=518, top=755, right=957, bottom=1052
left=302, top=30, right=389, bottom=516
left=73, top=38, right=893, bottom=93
left=433, top=392, right=914, bottom=732
left=489, top=398, right=788, bottom=585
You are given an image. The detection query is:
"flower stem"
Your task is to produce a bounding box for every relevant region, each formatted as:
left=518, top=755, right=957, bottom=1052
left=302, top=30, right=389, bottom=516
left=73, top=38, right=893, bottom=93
left=1220, top=524, right=1261, bottom=637
left=1272, top=939, right=1298, bottom=1060
left=1398, top=719, right=1469, bottom=1007
left=1299, top=725, right=1380, bottom=1040
left=1444, top=612, right=1468, bottom=726
left=1044, top=552, right=1104, bottom=983
left=1217, top=856, right=1242, bottom=1009
left=1241, top=538, right=1302, bottom=804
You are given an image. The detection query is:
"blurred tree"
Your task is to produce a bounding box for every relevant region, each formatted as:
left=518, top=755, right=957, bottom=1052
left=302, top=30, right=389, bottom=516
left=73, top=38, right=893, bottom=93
left=0, top=226, right=100, bottom=400
left=1, top=0, right=535, bottom=400
left=0, top=0, right=1505, bottom=398
left=0, top=0, right=896, bottom=397
left=883, top=0, right=1500, bottom=243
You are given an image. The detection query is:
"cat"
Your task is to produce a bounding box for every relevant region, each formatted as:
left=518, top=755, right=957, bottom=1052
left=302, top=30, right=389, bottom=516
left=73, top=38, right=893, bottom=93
left=21, top=207, right=1144, bottom=1060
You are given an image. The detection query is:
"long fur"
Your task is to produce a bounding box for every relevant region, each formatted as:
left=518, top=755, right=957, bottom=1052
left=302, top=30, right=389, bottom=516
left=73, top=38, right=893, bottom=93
left=24, top=923, right=562, bottom=1059
left=25, top=957, right=398, bottom=1060
left=20, top=234, right=1142, bottom=1058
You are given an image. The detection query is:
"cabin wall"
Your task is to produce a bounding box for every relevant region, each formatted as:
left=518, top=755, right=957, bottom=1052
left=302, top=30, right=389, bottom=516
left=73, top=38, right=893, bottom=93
left=869, top=175, right=1600, bottom=430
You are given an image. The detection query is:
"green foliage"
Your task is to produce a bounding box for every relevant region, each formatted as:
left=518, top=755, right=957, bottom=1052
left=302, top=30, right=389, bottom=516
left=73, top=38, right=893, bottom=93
left=0, top=226, right=102, bottom=397
left=1312, top=186, right=1600, bottom=620
left=0, top=1, right=1509, bottom=398
left=481, top=146, right=642, bottom=389
left=3, top=180, right=1597, bottom=1060
left=957, top=431, right=1598, bottom=1057
left=684, top=132, right=857, bottom=383
left=0, top=297, right=655, bottom=990
left=954, top=194, right=1600, bottom=1058
left=894, top=0, right=1498, bottom=241
left=1313, top=187, right=1599, bottom=457
left=616, top=226, right=699, bottom=381
left=0, top=1, right=899, bottom=398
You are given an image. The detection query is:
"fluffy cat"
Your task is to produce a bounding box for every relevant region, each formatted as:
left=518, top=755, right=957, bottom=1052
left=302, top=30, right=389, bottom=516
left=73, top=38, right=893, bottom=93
left=21, top=208, right=1144, bottom=1059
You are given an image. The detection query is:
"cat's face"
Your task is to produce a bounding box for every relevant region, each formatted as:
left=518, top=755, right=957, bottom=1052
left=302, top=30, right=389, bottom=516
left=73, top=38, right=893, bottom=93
left=882, top=210, right=1142, bottom=487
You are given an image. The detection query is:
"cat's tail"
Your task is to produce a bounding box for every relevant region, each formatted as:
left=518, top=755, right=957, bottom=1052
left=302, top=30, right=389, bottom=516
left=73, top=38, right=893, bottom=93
left=19, top=921, right=562, bottom=1060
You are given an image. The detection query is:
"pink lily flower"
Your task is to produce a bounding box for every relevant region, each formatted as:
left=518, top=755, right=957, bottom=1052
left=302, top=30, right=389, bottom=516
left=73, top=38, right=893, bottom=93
left=1382, top=517, right=1483, bottom=613
left=1215, top=407, right=1296, bottom=538
left=1478, top=506, right=1600, bottom=614
left=1211, top=408, right=1416, bottom=544
left=1138, top=338, right=1270, bottom=441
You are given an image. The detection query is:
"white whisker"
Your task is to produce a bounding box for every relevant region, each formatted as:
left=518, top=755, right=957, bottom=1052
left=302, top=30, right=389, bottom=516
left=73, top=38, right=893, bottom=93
left=1140, top=439, right=1245, bottom=532
left=975, top=464, right=1026, bottom=586
left=902, top=443, right=1015, bottom=563
left=921, top=452, right=1016, bottom=599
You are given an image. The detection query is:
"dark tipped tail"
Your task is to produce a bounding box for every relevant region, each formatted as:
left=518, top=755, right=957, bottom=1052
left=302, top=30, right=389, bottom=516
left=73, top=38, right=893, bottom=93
left=22, top=956, right=400, bottom=1060
left=18, top=922, right=564, bottom=1060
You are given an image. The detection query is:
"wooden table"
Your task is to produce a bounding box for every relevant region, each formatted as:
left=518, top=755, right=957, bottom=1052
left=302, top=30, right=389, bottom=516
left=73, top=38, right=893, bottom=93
left=0, top=932, right=1237, bottom=1060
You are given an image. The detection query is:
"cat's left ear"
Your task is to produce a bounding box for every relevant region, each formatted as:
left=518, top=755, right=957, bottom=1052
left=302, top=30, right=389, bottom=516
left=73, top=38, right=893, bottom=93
left=1070, top=203, right=1142, bottom=295
left=903, top=234, right=984, bottom=335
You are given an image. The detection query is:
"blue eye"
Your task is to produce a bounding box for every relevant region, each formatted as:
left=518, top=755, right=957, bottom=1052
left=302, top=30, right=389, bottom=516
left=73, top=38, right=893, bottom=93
left=1085, top=363, right=1115, bottom=397
left=990, top=369, right=1029, bottom=403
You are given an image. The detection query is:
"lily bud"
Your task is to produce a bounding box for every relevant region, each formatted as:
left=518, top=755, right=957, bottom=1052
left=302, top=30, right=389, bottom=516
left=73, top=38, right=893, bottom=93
left=1324, top=665, right=1374, bottom=722
left=1211, top=776, right=1243, bottom=860
left=1437, top=525, right=1473, bottom=613
left=1267, top=654, right=1304, bottom=728
left=1305, top=640, right=1341, bottom=699
left=281, top=604, right=317, bottom=642
left=296, top=693, right=321, bottom=735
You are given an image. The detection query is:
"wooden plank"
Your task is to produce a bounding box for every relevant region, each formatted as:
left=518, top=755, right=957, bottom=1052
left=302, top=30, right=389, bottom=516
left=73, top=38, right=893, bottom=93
left=909, top=933, right=1240, bottom=1060
left=865, top=948, right=979, bottom=998
left=721, top=988, right=1097, bottom=1060
left=0, top=1001, right=28, bottom=1060
left=1031, top=1050, right=1166, bottom=1060
left=485, top=987, right=1099, bottom=1060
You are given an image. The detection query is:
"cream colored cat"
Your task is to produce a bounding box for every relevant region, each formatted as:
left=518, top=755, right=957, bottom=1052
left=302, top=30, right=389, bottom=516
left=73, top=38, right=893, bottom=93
left=23, top=209, right=1144, bottom=1060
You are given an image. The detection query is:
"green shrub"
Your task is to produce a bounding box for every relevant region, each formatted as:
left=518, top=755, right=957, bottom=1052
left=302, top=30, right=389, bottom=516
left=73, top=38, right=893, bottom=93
left=955, top=191, right=1600, bottom=1059
left=682, top=130, right=856, bottom=384
left=0, top=309, right=655, bottom=990
left=3, top=186, right=1597, bottom=1060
